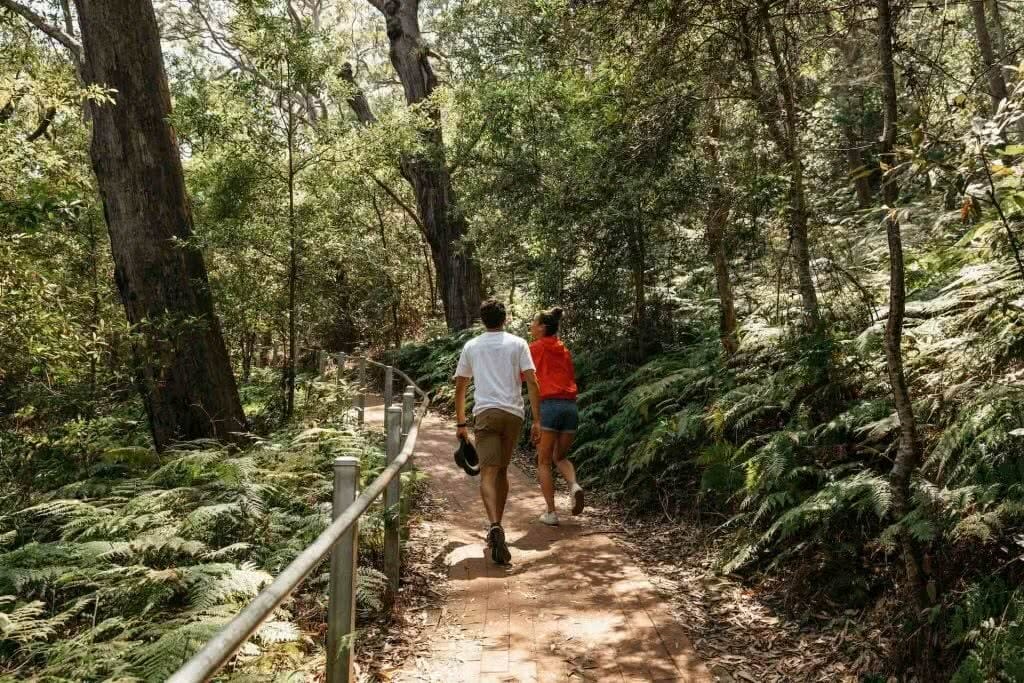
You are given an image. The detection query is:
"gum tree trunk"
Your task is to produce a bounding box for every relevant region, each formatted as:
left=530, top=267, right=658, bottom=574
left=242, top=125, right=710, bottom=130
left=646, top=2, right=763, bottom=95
left=344, top=0, right=484, bottom=331
left=971, top=0, right=1009, bottom=113
left=703, top=108, right=739, bottom=355
left=739, top=6, right=821, bottom=329
left=73, top=0, right=246, bottom=449
left=876, top=0, right=931, bottom=633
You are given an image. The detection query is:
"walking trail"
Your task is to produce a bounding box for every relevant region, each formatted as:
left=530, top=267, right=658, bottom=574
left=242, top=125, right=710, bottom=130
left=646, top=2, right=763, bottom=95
left=367, top=400, right=711, bottom=683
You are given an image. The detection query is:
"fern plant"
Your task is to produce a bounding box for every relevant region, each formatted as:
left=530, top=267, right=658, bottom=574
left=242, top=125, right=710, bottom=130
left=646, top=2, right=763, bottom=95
left=0, top=392, right=409, bottom=681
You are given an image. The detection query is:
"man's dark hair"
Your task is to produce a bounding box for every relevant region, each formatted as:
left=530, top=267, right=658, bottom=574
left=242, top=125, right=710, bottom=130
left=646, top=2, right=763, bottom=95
left=480, top=299, right=507, bottom=329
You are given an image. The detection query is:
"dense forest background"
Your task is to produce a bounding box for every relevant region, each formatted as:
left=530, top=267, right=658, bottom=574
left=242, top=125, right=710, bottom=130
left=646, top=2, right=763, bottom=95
left=4, top=0, right=1024, bottom=679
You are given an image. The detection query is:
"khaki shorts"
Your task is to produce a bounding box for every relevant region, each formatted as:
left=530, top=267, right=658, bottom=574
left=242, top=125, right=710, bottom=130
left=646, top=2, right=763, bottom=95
left=474, top=409, right=524, bottom=468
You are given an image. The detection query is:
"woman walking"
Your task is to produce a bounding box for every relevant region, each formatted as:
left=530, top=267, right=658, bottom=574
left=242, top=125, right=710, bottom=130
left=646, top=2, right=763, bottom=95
left=529, top=307, right=585, bottom=525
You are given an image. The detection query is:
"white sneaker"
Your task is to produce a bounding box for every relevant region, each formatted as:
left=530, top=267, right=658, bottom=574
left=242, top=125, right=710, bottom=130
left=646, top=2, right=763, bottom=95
left=539, top=511, right=559, bottom=526
left=571, top=484, right=585, bottom=515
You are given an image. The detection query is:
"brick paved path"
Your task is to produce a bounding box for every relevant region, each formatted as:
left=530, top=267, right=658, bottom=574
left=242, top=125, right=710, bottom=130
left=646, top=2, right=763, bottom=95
left=368, top=401, right=709, bottom=683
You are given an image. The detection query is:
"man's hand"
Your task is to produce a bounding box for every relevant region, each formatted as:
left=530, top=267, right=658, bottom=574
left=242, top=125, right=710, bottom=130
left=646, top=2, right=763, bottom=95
left=457, top=425, right=470, bottom=441
left=523, top=369, right=543, bottom=447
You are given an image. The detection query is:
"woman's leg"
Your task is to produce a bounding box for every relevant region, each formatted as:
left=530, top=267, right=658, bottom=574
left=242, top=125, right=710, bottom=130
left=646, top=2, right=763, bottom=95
left=537, top=429, right=558, bottom=513
left=553, top=431, right=578, bottom=486
left=553, top=431, right=584, bottom=514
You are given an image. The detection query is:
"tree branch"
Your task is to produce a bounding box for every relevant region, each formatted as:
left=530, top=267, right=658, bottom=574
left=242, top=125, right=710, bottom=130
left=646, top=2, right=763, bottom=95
left=25, top=106, right=56, bottom=142
left=339, top=62, right=378, bottom=125
left=737, top=11, right=787, bottom=153
left=59, top=0, right=74, bottom=37
left=369, top=173, right=423, bottom=233
left=0, top=0, right=82, bottom=63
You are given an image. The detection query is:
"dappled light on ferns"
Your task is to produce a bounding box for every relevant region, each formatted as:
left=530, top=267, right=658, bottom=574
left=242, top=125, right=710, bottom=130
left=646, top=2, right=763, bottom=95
left=0, top=390, right=400, bottom=680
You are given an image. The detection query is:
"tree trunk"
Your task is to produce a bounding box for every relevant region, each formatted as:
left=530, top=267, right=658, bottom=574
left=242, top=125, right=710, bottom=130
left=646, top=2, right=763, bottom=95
left=971, top=0, right=1009, bottom=113
left=258, top=331, right=272, bottom=367
left=876, top=0, right=931, bottom=624
left=704, top=108, right=739, bottom=356
left=846, top=145, right=872, bottom=209
left=416, top=161, right=484, bottom=330
left=345, top=0, right=484, bottom=331
left=87, top=213, right=100, bottom=405
left=708, top=206, right=739, bottom=355
left=73, top=0, right=246, bottom=450
left=836, top=39, right=873, bottom=208
left=740, top=6, right=822, bottom=329
left=286, top=102, right=298, bottom=417
left=241, top=331, right=255, bottom=384
left=422, top=238, right=437, bottom=317
left=629, top=222, right=647, bottom=350
left=372, top=194, right=403, bottom=348
left=987, top=0, right=1008, bottom=79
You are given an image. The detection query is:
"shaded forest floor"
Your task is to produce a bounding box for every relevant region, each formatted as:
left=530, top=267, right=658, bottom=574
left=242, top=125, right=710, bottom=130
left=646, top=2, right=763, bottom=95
left=355, top=482, right=451, bottom=681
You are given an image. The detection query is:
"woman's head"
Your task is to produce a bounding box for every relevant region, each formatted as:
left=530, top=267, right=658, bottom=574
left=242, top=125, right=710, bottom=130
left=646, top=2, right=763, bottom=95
left=530, top=307, right=564, bottom=340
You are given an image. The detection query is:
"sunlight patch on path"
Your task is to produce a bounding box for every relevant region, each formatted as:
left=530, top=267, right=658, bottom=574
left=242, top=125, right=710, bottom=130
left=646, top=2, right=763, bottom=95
left=365, top=400, right=710, bottom=683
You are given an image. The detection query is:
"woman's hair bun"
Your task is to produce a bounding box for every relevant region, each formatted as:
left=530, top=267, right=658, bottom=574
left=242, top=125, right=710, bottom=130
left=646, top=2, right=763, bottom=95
left=537, top=306, right=564, bottom=335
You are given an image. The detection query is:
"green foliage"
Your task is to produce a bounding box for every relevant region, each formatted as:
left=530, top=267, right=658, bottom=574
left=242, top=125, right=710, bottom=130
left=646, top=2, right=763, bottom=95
left=928, top=387, right=1024, bottom=488
left=6, top=0, right=1024, bottom=678
left=0, top=371, right=409, bottom=680
left=950, top=579, right=1024, bottom=683
left=391, top=329, right=477, bottom=412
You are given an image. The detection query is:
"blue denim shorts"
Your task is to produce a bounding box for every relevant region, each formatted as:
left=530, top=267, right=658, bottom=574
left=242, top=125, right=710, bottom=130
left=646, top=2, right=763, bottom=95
left=539, top=399, right=578, bottom=433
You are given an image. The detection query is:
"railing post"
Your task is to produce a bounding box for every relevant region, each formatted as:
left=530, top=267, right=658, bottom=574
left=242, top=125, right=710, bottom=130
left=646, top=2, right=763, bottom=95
left=401, top=389, right=415, bottom=447
left=327, top=456, right=360, bottom=683
left=400, top=389, right=415, bottom=472
left=384, top=405, right=402, bottom=599
left=356, top=357, right=367, bottom=425
left=383, top=365, right=394, bottom=431
left=383, top=366, right=393, bottom=407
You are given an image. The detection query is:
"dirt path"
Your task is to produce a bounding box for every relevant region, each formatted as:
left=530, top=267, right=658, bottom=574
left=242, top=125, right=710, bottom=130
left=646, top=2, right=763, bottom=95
left=366, top=400, right=710, bottom=683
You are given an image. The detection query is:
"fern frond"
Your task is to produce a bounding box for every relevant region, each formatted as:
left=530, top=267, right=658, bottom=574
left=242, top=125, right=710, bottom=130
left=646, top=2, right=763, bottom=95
left=0, top=597, right=57, bottom=643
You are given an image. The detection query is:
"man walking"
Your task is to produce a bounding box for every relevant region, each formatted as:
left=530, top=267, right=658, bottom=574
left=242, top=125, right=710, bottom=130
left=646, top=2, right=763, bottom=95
left=455, top=300, right=542, bottom=565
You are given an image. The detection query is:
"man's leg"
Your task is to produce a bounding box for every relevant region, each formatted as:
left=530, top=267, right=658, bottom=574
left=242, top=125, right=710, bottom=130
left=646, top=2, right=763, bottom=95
left=475, top=410, right=516, bottom=564
left=493, top=412, right=521, bottom=523
left=537, top=430, right=558, bottom=513
left=495, top=466, right=509, bottom=523
left=480, top=465, right=503, bottom=524
left=475, top=411, right=503, bottom=524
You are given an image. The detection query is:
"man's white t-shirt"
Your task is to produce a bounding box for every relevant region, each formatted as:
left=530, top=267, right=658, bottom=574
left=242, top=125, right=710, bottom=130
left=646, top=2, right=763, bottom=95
left=455, top=331, right=536, bottom=418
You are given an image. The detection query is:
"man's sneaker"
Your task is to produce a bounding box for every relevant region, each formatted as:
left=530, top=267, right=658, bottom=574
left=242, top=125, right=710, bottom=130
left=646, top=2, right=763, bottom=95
left=486, top=524, right=511, bottom=565
left=571, top=483, right=585, bottom=515
left=539, top=511, right=559, bottom=526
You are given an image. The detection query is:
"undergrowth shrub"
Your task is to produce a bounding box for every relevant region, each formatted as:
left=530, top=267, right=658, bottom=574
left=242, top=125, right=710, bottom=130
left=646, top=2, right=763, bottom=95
left=391, top=328, right=476, bottom=412
left=0, top=370, right=419, bottom=681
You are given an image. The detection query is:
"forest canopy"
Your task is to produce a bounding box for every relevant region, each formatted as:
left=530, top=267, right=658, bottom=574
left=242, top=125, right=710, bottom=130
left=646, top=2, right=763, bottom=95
left=4, top=0, right=1024, bottom=679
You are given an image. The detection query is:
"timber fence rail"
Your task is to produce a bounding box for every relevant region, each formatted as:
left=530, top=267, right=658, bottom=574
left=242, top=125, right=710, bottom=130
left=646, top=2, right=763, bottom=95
left=169, top=352, right=430, bottom=683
